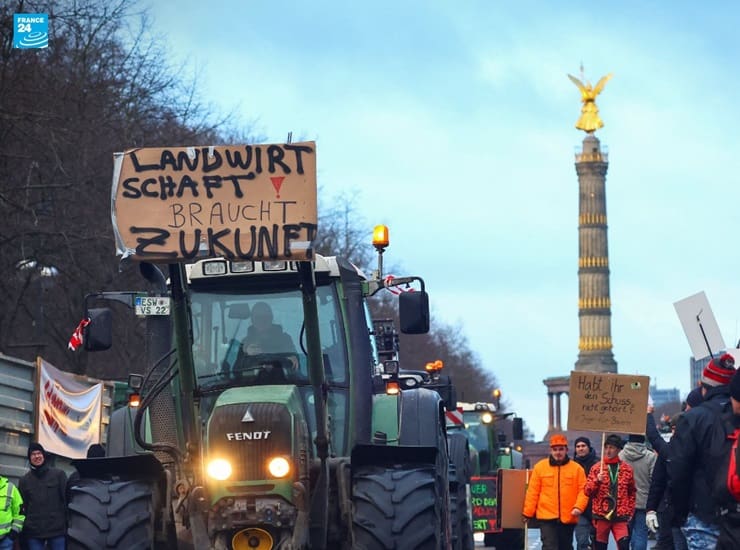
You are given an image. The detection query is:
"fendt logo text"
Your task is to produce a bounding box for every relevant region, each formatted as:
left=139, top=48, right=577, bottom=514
left=226, top=431, right=271, bottom=441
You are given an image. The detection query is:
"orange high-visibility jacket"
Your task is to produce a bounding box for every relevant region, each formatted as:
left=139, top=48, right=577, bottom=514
left=523, top=457, right=589, bottom=524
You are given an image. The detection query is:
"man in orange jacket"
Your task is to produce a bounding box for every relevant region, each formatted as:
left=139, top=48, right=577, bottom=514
left=523, top=434, right=589, bottom=549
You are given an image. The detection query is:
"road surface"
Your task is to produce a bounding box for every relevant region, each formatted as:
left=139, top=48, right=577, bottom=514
left=477, top=529, right=641, bottom=549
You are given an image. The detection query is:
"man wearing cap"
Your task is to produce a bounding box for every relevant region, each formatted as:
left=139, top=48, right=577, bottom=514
left=683, top=386, right=703, bottom=411
left=669, top=352, right=736, bottom=549
left=573, top=436, right=599, bottom=550
left=18, top=442, right=67, bottom=550
left=584, top=434, right=636, bottom=550
left=523, top=434, right=588, bottom=549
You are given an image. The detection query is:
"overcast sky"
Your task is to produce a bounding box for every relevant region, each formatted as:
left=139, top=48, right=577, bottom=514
left=143, top=0, right=740, bottom=440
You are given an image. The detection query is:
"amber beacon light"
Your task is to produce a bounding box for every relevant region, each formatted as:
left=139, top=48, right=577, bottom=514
left=372, top=225, right=389, bottom=251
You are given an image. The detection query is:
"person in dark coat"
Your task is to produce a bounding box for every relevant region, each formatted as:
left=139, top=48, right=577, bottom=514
left=238, top=301, right=298, bottom=375
left=645, top=410, right=688, bottom=550
left=18, top=442, right=67, bottom=550
left=669, top=353, right=736, bottom=549
left=573, top=436, right=599, bottom=550
left=241, top=302, right=296, bottom=356
left=684, top=386, right=703, bottom=411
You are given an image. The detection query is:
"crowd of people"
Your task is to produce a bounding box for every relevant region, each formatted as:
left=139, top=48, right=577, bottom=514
left=523, top=353, right=740, bottom=550
left=5, top=352, right=740, bottom=550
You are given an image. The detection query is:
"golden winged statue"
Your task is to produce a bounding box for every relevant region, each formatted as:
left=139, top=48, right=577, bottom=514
left=567, top=72, right=613, bottom=133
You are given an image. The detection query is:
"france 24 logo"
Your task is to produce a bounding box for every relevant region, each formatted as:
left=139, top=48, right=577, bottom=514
left=13, top=13, right=49, bottom=49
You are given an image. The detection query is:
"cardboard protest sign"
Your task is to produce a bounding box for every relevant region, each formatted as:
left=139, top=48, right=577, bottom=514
left=567, top=371, right=650, bottom=434
left=674, top=291, right=725, bottom=360
left=496, top=469, right=528, bottom=530
left=111, top=142, right=317, bottom=262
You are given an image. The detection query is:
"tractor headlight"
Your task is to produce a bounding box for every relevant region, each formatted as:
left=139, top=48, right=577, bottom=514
left=267, top=456, right=291, bottom=478
left=481, top=412, right=494, bottom=424
left=207, top=458, right=232, bottom=481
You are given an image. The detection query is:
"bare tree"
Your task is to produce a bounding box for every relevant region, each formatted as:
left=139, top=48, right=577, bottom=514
left=315, top=188, right=375, bottom=272
left=316, top=194, right=506, bottom=404
left=0, top=0, right=246, bottom=376
left=0, top=1, right=515, bottom=428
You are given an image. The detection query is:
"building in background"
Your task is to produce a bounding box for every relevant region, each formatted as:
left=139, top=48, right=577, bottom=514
left=690, top=355, right=711, bottom=389
left=649, top=385, right=680, bottom=408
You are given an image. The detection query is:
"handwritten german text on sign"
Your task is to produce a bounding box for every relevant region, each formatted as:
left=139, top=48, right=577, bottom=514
left=470, top=476, right=499, bottom=533
left=111, top=142, right=317, bottom=262
left=567, top=371, right=650, bottom=434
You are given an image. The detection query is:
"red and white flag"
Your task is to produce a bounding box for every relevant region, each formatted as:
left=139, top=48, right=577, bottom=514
left=68, top=318, right=90, bottom=351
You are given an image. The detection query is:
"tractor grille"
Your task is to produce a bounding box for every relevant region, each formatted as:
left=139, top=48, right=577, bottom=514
left=207, top=402, right=292, bottom=481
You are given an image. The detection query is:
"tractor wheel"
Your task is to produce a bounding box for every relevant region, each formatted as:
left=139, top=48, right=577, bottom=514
left=352, top=463, right=445, bottom=550
left=447, top=433, right=473, bottom=550
left=67, top=478, right=160, bottom=550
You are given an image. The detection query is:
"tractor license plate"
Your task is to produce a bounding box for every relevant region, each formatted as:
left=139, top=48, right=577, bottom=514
left=233, top=499, right=247, bottom=511
left=134, top=296, right=171, bottom=316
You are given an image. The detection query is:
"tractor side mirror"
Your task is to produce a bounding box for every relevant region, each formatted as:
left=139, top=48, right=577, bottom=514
left=399, top=291, right=429, bottom=334
left=512, top=417, right=524, bottom=440
left=85, top=308, right=113, bottom=351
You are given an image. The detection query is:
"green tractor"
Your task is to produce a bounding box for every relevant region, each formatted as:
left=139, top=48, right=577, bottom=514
left=71, top=254, right=452, bottom=549
left=66, top=142, right=452, bottom=549
left=371, top=321, right=474, bottom=550
left=456, top=401, right=524, bottom=548
left=399, top=364, right=473, bottom=550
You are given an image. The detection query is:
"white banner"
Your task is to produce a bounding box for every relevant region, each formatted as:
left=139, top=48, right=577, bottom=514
left=37, top=358, right=103, bottom=458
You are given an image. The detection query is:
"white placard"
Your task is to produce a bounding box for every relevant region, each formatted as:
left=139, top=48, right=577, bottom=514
left=673, top=291, right=725, bottom=359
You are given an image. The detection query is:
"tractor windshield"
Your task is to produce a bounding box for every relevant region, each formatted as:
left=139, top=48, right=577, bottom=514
left=190, top=282, right=351, bottom=454
left=191, top=284, right=348, bottom=390
left=464, top=418, right=491, bottom=454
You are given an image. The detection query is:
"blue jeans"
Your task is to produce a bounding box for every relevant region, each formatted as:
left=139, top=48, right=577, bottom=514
left=574, top=514, right=593, bottom=550
left=0, top=535, right=13, bottom=550
left=629, top=509, right=648, bottom=550
left=680, top=513, right=719, bottom=550
left=26, top=535, right=66, bottom=550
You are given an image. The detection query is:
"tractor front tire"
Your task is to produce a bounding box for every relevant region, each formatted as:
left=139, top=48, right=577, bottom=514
left=352, top=464, right=445, bottom=550
left=68, top=478, right=159, bottom=550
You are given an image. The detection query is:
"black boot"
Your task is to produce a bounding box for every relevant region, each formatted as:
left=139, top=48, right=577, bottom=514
left=593, top=543, right=608, bottom=550
left=616, top=536, right=630, bottom=550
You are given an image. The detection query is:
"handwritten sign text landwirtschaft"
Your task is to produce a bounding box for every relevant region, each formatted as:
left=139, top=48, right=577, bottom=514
left=112, top=142, right=317, bottom=262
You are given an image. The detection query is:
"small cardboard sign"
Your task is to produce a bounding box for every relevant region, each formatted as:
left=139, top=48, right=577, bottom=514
left=111, top=142, right=317, bottom=262
left=567, top=371, right=650, bottom=434
left=497, top=468, right=528, bottom=530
